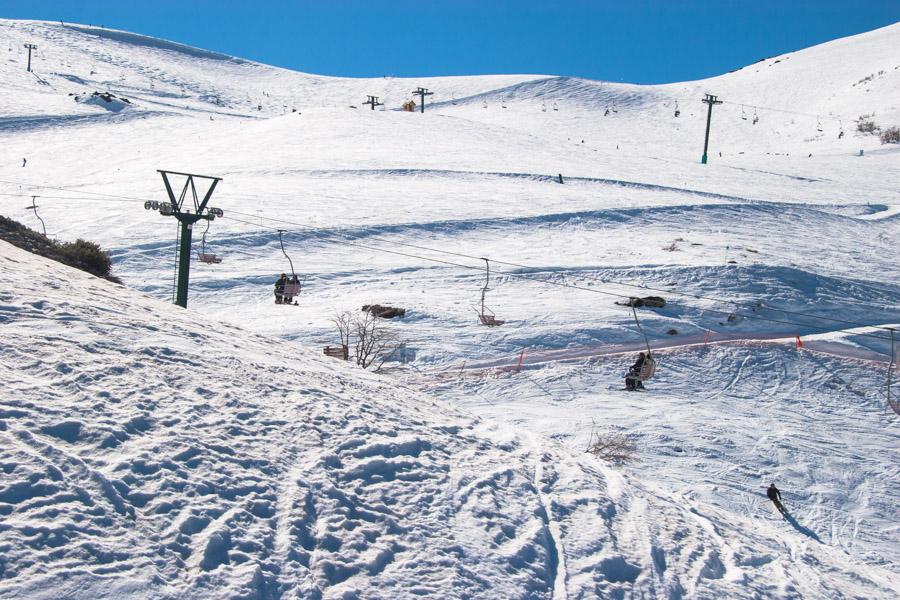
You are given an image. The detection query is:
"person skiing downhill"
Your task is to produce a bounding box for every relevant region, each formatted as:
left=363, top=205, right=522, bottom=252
left=767, top=483, right=785, bottom=514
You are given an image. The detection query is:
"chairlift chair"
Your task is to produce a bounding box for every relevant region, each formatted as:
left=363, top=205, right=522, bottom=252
left=816, top=116, right=823, bottom=133
left=741, top=105, right=748, bottom=121
left=752, top=108, right=759, bottom=125
left=628, top=305, right=657, bottom=383
left=674, top=101, right=680, bottom=118
left=276, top=230, right=302, bottom=305
left=475, top=258, right=504, bottom=326
left=197, top=219, right=222, bottom=264
left=541, top=101, right=547, bottom=112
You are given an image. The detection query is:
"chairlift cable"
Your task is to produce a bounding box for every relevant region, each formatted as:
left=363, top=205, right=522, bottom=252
left=223, top=207, right=897, bottom=337
left=222, top=214, right=893, bottom=342
left=277, top=229, right=296, bottom=279
left=0, top=179, right=895, bottom=339
left=632, top=306, right=652, bottom=356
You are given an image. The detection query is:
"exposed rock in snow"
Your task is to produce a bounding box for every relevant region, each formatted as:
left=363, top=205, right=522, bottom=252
left=73, top=91, right=133, bottom=112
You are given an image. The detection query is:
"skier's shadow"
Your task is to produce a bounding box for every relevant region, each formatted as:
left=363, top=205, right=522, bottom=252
left=782, top=510, right=822, bottom=542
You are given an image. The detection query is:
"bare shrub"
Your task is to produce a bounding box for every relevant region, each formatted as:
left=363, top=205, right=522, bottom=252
left=332, top=311, right=352, bottom=350
left=585, top=427, right=638, bottom=465
left=880, top=126, right=900, bottom=144
left=857, top=117, right=879, bottom=134
left=332, top=310, right=401, bottom=370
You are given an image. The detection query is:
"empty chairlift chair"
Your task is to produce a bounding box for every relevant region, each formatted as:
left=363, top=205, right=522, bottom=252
left=476, top=258, right=504, bottom=326
left=197, top=218, right=222, bottom=264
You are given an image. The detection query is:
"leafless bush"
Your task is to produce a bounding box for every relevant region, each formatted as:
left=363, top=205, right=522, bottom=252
left=354, top=310, right=400, bottom=370
left=332, top=310, right=401, bottom=370
left=857, top=117, right=879, bottom=134
left=332, top=311, right=352, bottom=350
left=585, top=427, right=638, bottom=465
left=880, top=126, right=900, bottom=144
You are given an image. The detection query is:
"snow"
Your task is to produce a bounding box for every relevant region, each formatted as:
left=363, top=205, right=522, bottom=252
left=0, top=17, right=899, bottom=599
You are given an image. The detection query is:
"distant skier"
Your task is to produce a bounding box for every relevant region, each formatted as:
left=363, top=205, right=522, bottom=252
left=767, top=483, right=785, bottom=514
left=22, top=157, right=26, bottom=167
left=625, top=352, right=647, bottom=391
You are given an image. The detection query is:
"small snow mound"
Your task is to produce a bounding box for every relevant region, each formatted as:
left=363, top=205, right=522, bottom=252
left=199, top=530, right=231, bottom=571
left=40, top=421, right=82, bottom=443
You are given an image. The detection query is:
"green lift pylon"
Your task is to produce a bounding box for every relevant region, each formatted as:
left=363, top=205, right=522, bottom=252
left=412, top=87, right=433, bottom=113
left=701, top=93, right=723, bottom=164
left=146, top=170, right=223, bottom=308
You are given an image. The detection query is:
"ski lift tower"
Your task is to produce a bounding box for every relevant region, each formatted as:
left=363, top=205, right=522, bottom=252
left=700, top=93, right=723, bottom=164
left=412, top=87, right=433, bottom=113
left=363, top=95, right=383, bottom=110
left=145, top=170, right=223, bottom=308
left=24, top=43, right=37, bottom=72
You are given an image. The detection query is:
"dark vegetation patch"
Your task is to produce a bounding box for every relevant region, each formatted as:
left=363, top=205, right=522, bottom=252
left=0, top=216, right=121, bottom=283
left=362, top=304, right=406, bottom=319
left=616, top=296, right=666, bottom=308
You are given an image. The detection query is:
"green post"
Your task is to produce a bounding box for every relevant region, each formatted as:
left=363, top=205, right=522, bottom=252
left=174, top=217, right=197, bottom=308
left=701, top=93, right=722, bottom=164
left=155, top=170, right=222, bottom=309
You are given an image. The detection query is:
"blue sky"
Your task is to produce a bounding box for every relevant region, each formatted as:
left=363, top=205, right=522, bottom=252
left=2, top=1, right=898, bottom=83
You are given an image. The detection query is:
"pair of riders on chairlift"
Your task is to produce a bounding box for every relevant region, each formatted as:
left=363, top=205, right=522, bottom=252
left=274, top=273, right=300, bottom=305
left=625, top=351, right=655, bottom=391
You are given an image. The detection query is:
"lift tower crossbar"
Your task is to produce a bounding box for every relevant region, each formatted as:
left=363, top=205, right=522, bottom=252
left=412, top=87, right=433, bottom=113
left=363, top=95, right=383, bottom=110
left=150, top=170, right=223, bottom=308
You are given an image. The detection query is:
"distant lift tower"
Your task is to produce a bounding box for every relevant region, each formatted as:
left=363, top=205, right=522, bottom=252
left=700, top=93, right=723, bottom=164
left=412, top=87, right=433, bottom=113
left=24, top=43, right=37, bottom=72
left=363, top=95, right=383, bottom=110
left=145, top=170, right=223, bottom=308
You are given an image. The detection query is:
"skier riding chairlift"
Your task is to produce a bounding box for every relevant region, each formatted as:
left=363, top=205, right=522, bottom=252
left=274, top=230, right=301, bottom=305
left=625, top=351, right=656, bottom=390
left=624, top=305, right=657, bottom=390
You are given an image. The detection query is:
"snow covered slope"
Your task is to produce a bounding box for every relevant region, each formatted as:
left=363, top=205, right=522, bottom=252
left=1, top=241, right=897, bottom=599
left=1, top=17, right=899, bottom=599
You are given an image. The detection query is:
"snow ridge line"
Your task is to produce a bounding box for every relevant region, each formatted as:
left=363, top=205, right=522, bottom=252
left=290, top=166, right=760, bottom=203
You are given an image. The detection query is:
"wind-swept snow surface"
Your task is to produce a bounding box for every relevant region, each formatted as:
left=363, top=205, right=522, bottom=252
left=1, top=242, right=896, bottom=599
left=1, top=17, right=899, bottom=599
